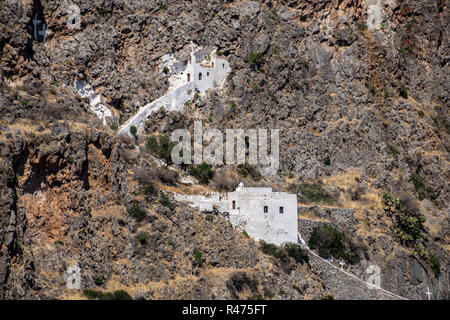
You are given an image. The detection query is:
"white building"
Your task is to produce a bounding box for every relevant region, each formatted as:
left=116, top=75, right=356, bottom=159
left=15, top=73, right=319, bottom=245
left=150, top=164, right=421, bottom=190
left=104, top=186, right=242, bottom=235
left=119, top=43, right=230, bottom=134
left=173, top=183, right=298, bottom=245
left=226, top=183, right=298, bottom=245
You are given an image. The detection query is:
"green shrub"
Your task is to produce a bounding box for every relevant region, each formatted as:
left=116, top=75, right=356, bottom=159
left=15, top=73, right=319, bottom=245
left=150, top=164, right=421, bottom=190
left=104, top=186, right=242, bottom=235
left=382, top=192, right=427, bottom=251
left=162, top=66, right=170, bottom=74
left=142, top=183, right=158, bottom=197
left=242, top=230, right=250, bottom=238
left=110, top=124, right=118, bottom=131
left=112, top=290, right=133, bottom=300
left=269, top=9, right=278, bottom=21
left=159, top=192, right=174, bottom=209
left=399, top=85, right=408, bottom=98
left=146, top=135, right=176, bottom=164
left=128, top=202, right=146, bottom=222
left=410, top=163, right=436, bottom=201
left=261, top=241, right=286, bottom=259
left=323, top=156, right=331, bottom=166
left=96, top=7, right=107, bottom=15
left=83, top=289, right=101, bottom=300
left=168, top=240, right=175, bottom=247
left=284, top=243, right=309, bottom=264
left=83, top=289, right=132, bottom=300
left=429, top=254, right=440, bottom=277
left=137, top=232, right=149, bottom=245
left=299, top=60, right=309, bottom=68
left=321, top=294, right=335, bottom=300
left=193, top=248, right=204, bottom=266
left=129, top=125, right=137, bottom=135
left=417, top=110, right=424, bottom=118
left=93, top=276, right=104, bottom=286
left=237, top=163, right=262, bottom=181
left=357, top=23, right=367, bottom=31
left=188, top=162, right=215, bottom=184
left=288, top=183, right=335, bottom=205
left=387, top=144, right=400, bottom=158
left=292, top=285, right=302, bottom=294
left=145, top=136, right=159, bottom=152
left=308, top=224, right=361, bottom=264
left=244, top=51, right=264, bottom=68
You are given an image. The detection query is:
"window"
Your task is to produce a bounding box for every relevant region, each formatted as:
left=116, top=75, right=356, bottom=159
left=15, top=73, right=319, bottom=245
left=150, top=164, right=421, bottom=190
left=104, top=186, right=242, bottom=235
left=207, top=72, right=210, bottom=77
left=222, top=63, right=225, bottom=68
left=187, top=73, right=191, bottom=82
left=279, top=207, right=284, bottom=214
left=263, top=206, right=268, bottom=213
left=198, top=73, right=202, bottom=80
left=232, top=201, right=236, bottom=209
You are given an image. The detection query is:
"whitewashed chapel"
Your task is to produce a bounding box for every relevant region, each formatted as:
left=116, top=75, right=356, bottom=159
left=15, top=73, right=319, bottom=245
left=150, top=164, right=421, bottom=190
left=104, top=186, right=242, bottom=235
left=175, top=183, right=298, bottom=245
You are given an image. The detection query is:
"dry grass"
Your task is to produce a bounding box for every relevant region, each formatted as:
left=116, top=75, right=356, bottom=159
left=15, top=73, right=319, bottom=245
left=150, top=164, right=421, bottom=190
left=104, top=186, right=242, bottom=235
left=159, top=183, right=210, bottom=195
left=322, top=169, right=383, bottom=212
left=90, top=205, right=126, bottom=218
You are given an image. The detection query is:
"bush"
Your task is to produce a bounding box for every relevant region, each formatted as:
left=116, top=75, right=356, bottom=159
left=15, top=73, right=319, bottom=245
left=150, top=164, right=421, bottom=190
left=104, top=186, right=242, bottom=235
left=162, top=66, right=170, bottom=74
left=212, top=172, right=239, bottom=192
left=135, top=166, right=178, bottom=186
left=93, top=276, right=104, bottom=286
left=288, top=183, right=335, bottom=205
left=128, top=202, right=146, bottom=222
left=399, top=85, right=408, bottom=98
left=145, top=135, right=176, bottom=165
left=323, top=156, right=331, bottom=166
left=226, top=272, right=258, bottom=294
left=83, top=289, right=132, bottom=300
left=261, top=241, right=285, bottom=259
left=130, top=125, right=137, bottom=135
left=237, top=164, right=262, bottom=181
left=284, top=243, right=309, bottom=264
left=159, top=192, right=175, bottom=209
left=382, top=192, right=427, bottom=251
left=308, top=224, right=361, bottom=264
left=145, top=136, right=159, bottom=153
left=112, top=290, right=133, bottom=300
left=137, top=232, right=149, bottom=245
left=188, top=162, right=215, bottom=184
left=242, top=230, right=250, bottom=238
left=269, top=8, right=278, bottom=21
left=410, top=163, right=436, bottom=201
left=244, top=51, right=264, bottom=68
left=193, top=248, right=204, bottom=266
left=357, top=23, right=367, bottom=31
left=429, top=254, right=440, bottom=277
left=350, top=184, right=366, bottom=201
left=142, top=183, right=158, bottom=197
left=158, top=168, right=179, bottom=185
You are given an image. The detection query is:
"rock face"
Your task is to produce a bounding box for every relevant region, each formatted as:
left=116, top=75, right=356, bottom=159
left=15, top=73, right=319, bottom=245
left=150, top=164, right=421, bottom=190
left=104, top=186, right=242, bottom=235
left=0, top=0, right=448, bottom=299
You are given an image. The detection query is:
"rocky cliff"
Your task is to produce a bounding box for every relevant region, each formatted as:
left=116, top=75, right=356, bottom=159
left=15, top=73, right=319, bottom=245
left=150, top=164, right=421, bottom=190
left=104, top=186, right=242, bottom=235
left=0, top=0, right=448, bottom=300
